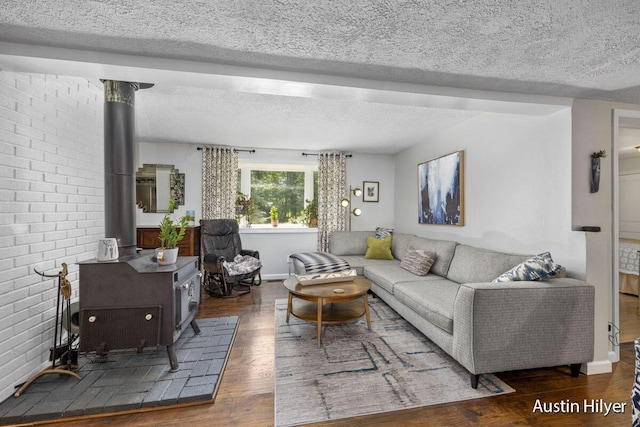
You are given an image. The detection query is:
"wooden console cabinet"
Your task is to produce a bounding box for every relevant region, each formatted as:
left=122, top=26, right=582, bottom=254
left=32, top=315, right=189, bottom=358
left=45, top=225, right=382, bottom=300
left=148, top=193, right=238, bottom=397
left=136, top=226, right=201, bottom=257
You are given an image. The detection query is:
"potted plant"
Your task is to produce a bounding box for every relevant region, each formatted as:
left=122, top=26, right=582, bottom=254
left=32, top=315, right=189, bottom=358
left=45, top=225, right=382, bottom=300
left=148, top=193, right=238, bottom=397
left=157, top=199, right=189, bottom=265
left=270, top=206, right=279, bottom=227
left=590, top=150, right=607, bottom=193
left=235, top=192, right=254, bottom=227
left=303, top=198, right=318, bottom=227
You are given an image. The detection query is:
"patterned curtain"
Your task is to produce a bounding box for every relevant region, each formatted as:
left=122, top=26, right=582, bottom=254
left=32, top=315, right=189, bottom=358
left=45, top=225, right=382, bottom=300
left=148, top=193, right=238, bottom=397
left=317, top=152, right=347, bottom=251
left=201, top=146, right=238, bottom=219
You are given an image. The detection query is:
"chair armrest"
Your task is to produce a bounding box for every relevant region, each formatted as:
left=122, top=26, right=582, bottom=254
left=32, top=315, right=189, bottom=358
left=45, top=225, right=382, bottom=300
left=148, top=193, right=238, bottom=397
left=240, top=249, right=260, bottom=258
left=202, top=253, right=225, bottom=272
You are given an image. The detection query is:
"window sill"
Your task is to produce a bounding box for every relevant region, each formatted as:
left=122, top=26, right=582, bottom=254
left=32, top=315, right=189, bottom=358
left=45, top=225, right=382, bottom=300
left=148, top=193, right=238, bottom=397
left=239, top=226, right=318, bottom=234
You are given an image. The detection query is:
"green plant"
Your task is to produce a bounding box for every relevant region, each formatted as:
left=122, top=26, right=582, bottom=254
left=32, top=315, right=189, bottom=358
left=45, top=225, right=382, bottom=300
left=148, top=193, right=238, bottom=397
left=235, top=192, right=255, bottom=222
left=591, top=150, right=607, bottom=159
left=158, top=199, right=189, bottom=249
left=302, top=198, right=318, bottom=226
left=270, top=206, right=278, bottom=221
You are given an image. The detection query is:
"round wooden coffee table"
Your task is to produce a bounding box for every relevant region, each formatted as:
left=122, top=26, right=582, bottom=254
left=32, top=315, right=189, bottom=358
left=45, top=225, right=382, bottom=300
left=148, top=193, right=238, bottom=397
left=283, top=275, right=371, bottom=346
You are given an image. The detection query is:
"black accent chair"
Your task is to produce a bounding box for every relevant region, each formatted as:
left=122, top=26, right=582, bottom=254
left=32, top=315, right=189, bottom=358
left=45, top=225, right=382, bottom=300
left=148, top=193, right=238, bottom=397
left=200, top=219, right=262, bottom=298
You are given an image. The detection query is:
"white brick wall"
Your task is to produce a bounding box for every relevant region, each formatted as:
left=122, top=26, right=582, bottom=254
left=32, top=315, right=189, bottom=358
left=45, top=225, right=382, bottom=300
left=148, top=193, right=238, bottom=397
left=0, top=72, right=104, bottom=400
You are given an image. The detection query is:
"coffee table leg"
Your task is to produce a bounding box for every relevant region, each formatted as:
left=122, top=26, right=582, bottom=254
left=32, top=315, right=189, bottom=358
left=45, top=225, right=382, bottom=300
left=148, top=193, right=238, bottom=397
left=286, top=292, right=292, bottom=323
left=317, top=297, right=323, bottom=347
left=364, top=293, right=371, bottom=331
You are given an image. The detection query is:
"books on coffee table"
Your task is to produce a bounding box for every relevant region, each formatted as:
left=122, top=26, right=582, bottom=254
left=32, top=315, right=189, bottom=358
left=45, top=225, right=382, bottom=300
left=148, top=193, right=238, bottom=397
left=295, top=269, right=357, bottom=285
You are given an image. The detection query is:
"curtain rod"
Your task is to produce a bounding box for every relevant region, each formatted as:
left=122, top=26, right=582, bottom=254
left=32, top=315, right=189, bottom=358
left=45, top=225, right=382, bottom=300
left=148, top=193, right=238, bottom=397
left=302, top=152, right=353, bottom=158
left=196, top=147, right=256, bottom=153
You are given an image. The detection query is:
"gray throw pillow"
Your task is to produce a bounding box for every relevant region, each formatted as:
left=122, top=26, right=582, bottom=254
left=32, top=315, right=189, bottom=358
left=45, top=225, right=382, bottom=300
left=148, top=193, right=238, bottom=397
left=400, top=248, right=437, bottom=276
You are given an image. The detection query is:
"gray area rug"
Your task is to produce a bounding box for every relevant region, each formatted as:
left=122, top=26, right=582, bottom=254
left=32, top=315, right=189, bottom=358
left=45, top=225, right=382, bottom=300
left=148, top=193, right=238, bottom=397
left=274, top=298, right=514, bottom=427
left=0, top=316, right=237, bottom=426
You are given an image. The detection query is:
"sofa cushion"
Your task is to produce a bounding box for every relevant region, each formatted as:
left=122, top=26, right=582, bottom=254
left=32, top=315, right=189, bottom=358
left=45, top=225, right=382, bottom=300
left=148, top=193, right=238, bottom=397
left=391, top=233, right=414, bottom=260
left=365, top=235, right=394, bottom=260
left=329, top=231, right=374, bottom=256
left=364, top=262, right=440, bottom=294
left=339, top=255, right=387, bottom=276
left=393, top=280, right=460, bottom=334
left=493, top=252, right=563, bottom=282
left=400, top=248, right=437, bottom=276
left=447, top=245, right=530, bottom=284
left=407, top=236, right=458, bottom=277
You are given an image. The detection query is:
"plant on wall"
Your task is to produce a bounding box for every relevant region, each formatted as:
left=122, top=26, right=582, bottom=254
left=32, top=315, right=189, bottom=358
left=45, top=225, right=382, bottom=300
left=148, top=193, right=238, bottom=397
left=590, top=150, right=606, bottom=193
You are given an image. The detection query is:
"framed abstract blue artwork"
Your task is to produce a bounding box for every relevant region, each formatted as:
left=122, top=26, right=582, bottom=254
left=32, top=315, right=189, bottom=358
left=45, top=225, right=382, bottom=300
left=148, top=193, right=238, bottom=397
left=418, top=151, right=464, bottom=226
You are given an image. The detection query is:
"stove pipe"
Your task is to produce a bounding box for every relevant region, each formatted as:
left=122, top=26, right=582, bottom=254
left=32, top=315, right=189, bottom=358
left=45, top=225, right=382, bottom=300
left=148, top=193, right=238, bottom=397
left=103, top=80, right=152, bottom=257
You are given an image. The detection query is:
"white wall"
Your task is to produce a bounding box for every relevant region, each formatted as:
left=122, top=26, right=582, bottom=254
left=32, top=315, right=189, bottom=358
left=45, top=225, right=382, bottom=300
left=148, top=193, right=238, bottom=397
left=347, top=153, right=395, bottom=231
left=620, top=174, right=640, bottom=240
left=0, top=72, right=104, bottom=400
left=620, top=156, right=640, bottom=240
left=394, top=109, right=585, bottom=276
left=240, top=228, right=318, bottom=279
left=571, top=100, right=640, bottom=374
left=136, top=143, right=396, bottom=276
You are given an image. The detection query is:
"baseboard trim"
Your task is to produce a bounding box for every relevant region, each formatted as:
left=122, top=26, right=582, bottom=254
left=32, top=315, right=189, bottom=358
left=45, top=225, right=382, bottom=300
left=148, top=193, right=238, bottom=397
left=262, top=273, right=289, bottom=281
left=608, top=350, right=620, bottom=364
left=584, top=359, right=613, bottom=375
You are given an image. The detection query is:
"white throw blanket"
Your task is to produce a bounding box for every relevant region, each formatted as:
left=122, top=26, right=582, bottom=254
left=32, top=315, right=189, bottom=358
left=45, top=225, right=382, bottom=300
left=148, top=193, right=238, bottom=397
left=223, top=254, right=262, bottom=276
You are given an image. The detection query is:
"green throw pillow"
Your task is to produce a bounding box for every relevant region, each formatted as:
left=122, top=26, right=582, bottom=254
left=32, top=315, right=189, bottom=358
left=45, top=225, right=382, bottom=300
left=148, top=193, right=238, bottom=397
left=365, top=235, right=393, bottom=260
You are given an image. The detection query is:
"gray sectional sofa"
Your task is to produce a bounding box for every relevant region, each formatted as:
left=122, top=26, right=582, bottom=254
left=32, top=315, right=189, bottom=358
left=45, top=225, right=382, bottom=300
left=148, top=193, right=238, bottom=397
left=322, top=231, right=594, bottom=388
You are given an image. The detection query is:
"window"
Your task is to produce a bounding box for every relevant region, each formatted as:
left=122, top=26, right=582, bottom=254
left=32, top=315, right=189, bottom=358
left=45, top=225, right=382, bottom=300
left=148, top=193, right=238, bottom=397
left=238, top=163, right=317, bottom=227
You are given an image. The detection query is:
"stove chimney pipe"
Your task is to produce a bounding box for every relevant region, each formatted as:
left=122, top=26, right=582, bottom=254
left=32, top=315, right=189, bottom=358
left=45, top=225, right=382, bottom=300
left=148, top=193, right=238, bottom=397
left=103, top=80, right=152, bottom=257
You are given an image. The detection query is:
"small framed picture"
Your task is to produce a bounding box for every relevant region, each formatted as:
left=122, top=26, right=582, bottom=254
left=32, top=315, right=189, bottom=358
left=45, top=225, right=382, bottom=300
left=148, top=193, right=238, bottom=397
left=363, top=181, right=379, bottom=202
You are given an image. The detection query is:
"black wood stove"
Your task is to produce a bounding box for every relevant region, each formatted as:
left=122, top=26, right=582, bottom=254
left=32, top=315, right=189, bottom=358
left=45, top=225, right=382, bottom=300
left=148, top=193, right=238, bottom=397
left=78, top=251, right=200, bottom=371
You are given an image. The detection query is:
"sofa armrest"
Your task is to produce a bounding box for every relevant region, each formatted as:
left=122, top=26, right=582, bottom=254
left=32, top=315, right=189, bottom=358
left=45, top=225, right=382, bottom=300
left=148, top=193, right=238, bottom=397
left=452, top=278, right=594, bottom=375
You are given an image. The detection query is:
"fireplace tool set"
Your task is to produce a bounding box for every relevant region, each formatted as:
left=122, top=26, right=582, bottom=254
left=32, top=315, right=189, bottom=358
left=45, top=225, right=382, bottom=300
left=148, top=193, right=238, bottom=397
left=14, top=263, right=80, bottom=397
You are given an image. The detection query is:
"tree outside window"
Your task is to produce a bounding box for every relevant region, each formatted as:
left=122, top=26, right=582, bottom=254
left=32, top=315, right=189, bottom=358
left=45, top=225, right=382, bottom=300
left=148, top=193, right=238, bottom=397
left=237, top=164, right=317, bottom=226
left=251, top=170, right=305, bottom=224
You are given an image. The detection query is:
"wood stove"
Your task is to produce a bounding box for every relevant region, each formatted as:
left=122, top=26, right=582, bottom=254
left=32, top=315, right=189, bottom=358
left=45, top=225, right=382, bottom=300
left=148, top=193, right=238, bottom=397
left=81, top=81, right=199, bottom=370
left=78, top=251, right=200, bottom=371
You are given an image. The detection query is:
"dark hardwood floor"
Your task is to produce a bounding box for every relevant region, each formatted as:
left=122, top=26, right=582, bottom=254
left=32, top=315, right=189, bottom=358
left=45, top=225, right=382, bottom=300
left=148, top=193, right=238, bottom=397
left=30, top=281, right=635, bottom=427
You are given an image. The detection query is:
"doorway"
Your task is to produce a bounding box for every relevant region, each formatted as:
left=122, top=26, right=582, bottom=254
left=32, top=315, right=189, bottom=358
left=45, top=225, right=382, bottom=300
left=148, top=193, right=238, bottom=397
left=613, top=110, right=640, bottom=350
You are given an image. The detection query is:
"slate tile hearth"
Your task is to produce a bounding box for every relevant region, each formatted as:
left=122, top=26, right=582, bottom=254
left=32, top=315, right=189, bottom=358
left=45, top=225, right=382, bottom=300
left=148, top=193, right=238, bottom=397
left=0, top=316, right=238, bottom=425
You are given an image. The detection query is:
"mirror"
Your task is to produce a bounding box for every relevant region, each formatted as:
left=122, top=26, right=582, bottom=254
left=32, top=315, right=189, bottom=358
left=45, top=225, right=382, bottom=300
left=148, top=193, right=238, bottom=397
left=136, top=164, right=185, bottom=213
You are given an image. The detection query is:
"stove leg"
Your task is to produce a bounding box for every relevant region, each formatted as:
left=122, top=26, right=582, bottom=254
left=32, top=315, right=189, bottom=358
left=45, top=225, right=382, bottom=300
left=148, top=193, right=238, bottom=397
left=167, top=345, right=179, bottom=372
left=190, top=319, right=201, bottom=335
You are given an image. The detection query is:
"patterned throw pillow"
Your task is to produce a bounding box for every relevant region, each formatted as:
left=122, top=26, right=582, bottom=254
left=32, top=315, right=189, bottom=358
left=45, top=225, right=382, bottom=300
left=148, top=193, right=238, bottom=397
left=375, top=227, right=394, bottom=240
left=365, top=235, right=394, bottom=260
left=401, top=248, right=437, bottom=276
left=492, top=252, right=562, bottom=283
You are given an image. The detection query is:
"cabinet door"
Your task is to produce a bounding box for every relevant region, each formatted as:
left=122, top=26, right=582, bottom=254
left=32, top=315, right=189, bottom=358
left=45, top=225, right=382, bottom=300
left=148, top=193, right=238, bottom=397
left=177, top=232, right=193, bottom=256
left=137, top=227, right=200, bottom=255
left=139, top=229, right=161, bottom=249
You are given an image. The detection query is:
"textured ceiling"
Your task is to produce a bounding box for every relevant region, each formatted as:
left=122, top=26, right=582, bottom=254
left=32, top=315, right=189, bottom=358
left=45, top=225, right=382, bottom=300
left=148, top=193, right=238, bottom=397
left=134, top=84, right=478, bottom=153
left=2, top=0, right=640, bottom=153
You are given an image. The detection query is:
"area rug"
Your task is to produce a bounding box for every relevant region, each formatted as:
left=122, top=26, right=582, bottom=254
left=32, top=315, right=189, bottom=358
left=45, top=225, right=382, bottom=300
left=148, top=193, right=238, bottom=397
left=0, top=316, right=238, bottom=426
left=274, top=299, right=513, bottom=427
